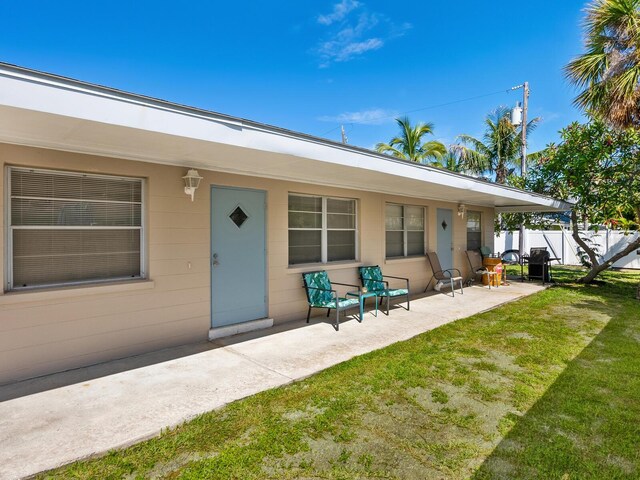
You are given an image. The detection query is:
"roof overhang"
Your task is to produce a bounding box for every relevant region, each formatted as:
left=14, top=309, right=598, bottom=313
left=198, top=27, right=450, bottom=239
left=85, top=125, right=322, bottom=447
left=0, top=63, right=571, bottom=213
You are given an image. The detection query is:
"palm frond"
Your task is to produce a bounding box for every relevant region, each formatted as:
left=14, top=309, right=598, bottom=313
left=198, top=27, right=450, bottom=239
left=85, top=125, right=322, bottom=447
left=449, top=143, right=490, bottom=174
left=377, top=117, right=443, bottom=162
left=375, top=143, right=405, bottom=159
left=455, top=134, right=490, bottom=156
left=566, top=0, right=640, bottom=128
left=420, top=140, right=447, bottom=160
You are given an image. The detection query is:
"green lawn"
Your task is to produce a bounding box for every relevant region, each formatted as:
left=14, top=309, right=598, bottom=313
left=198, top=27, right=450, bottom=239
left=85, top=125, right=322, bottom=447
left=43, top=268, right=640, bottom=479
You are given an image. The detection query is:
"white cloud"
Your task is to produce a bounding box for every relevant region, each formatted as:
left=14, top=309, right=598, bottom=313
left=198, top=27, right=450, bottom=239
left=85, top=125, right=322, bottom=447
left=345, top=11, right=380, bottom=38
left=338, top=38, right=383, bottom=58
left=317, top=0, right=361, bottom=26
left=318, top=37, right=383, bottom=65
left=314, top=3, right=411, bottom=67
left=318, top=108, right=399, bottom=125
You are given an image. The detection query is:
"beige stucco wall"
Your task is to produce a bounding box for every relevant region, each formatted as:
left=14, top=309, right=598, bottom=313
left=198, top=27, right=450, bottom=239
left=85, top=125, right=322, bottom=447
left=0, top=143, right=495, bottom=384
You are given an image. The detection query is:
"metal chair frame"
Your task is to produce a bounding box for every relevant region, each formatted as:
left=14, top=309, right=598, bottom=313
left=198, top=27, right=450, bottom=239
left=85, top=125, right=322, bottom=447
left=302, top=270, right=361, bottom=331
left=465, top=250, right=498, bottom=289
left=424, top=252, right=464, bottom=297
left=358, top=265, right=410, bottom=315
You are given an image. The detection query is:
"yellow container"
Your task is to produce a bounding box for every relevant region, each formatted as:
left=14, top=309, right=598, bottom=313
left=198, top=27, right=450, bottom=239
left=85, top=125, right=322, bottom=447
left=482, top=258, right=503, bottom=287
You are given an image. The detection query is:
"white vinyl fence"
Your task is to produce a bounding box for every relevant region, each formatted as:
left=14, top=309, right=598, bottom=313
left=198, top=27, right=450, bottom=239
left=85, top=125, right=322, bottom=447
left=495, top=230, right=640, bottom=269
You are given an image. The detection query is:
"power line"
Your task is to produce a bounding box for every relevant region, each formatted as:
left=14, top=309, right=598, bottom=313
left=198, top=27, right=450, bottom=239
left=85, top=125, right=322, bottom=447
left=400, top=88, right=513, bottom=116
left=321, top=124, right=343, bottom=136
left=320, top=87, right=515, bottom=136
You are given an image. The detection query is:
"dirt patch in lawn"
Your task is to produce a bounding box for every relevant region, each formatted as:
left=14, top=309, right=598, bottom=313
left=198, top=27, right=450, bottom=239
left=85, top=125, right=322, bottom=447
left=127, top=452, right=212, bottom=480
left=40, top=270, right=640, bottom=480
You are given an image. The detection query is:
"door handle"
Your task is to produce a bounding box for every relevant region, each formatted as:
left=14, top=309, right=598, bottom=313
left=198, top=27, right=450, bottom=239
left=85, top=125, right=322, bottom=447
left=212, top=253, right=220, bottom=266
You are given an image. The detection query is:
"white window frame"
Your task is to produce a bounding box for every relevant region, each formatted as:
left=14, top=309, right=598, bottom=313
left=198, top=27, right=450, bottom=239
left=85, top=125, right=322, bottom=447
left=288, top=193, right=358, bottom=265
left=5, top=166, right=146, bottom=291
left=385, top=203, right=426, bottom=258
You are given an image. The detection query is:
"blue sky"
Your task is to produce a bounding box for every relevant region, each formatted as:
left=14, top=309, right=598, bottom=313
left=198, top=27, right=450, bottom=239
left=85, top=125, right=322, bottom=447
left=1, top=1, right=587, bottom=153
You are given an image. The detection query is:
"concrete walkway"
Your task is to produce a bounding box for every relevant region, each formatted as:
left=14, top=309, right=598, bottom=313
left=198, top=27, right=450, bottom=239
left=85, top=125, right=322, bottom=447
left=0, top=282, right=544, bottom=479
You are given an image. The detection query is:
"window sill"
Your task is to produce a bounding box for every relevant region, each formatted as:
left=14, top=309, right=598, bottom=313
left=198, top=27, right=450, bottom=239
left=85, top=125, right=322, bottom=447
left=384, top=255, right=428, bottom=264
left=0, top=279, right=155, bottom=305
left=287, top=260, right=363, bottom=274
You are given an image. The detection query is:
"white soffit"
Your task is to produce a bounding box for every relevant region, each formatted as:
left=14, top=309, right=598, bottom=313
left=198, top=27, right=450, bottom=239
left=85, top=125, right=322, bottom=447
left=0, top=63, right=571, bottom=212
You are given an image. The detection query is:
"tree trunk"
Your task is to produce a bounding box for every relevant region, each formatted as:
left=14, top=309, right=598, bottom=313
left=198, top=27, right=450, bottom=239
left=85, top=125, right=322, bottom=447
left=571, top=211, right=640, bottom=283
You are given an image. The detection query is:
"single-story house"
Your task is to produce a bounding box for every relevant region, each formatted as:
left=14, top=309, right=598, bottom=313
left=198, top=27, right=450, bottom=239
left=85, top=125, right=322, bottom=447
left=0, top=63, right=571, bottom=385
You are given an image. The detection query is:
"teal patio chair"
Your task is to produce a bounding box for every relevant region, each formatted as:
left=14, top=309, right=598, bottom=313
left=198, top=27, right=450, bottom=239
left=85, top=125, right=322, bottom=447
left=358, top=266, right=410, bottom=315
left=302, top=270, right=361, bottom=331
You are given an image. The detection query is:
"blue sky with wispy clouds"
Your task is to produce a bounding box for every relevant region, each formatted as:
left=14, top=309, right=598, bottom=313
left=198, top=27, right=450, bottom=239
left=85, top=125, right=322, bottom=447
left=1, top=0, right=587, bottom=152
left=315, top=0, right=411, bottom=68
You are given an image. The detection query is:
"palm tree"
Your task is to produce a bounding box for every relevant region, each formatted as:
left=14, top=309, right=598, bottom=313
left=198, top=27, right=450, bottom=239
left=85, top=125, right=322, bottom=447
left=451, top=107, right=539, bottom=184
left=375, top=117, right=446, bottom=163
left=429, top=149, right=466, bottom=172
left=565, top=0, right=640, bottom=129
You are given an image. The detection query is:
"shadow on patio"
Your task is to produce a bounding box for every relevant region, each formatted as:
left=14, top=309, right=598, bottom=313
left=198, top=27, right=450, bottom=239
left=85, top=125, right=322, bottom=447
left=0, top=282, right=536, bottom=403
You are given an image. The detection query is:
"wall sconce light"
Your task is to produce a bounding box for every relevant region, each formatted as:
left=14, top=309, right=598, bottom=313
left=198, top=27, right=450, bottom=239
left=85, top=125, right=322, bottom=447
left=457, top=203, right=466, bottom=218
left=182, top=169, right=203, bottom=202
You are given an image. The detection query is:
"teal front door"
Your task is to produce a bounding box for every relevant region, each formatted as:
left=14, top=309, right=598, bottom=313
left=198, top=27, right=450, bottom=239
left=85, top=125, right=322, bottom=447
left=437, top=208, right=453, bottom=270
left=211, top=186, right=267, bottom=328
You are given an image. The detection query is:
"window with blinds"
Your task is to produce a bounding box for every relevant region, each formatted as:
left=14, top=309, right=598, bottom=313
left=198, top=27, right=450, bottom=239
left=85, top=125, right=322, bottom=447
left=385, top=204, right=425, bottom=258
left=7, top=167, right=144, bottom=290
left=467, top=211, right=482, bottom=251
left=288, top=194, right=357, bottom=265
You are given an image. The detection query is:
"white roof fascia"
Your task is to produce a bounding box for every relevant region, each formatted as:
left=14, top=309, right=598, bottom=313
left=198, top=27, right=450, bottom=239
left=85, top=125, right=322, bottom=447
left=0, top=63, right=572, bottom=212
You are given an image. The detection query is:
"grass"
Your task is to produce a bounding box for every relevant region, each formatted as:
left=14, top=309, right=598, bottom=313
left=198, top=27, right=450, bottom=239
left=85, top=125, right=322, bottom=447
left=42, top=267, right=640, bottom=479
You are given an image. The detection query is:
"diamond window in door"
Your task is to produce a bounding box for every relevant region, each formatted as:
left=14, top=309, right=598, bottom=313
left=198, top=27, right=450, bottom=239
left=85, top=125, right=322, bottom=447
left=229, top=205, right=249, bottom=228
left=441, top=219, right=448, bottom=230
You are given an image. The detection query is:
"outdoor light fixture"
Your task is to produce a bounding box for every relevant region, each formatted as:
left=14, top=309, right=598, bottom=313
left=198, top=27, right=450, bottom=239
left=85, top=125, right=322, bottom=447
left=457, top=204, right=466, bottom=218
left=182, top=169, right=203, bottom=201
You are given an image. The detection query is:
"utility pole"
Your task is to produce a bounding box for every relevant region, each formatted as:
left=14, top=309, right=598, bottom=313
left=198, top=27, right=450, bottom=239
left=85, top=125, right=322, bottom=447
left=510, top=82, right=529, bottom=174
left=341, top=125, right=348, bottom=144
left=520, top=82, right=529, bottom=258
left=521, top=82, right=529, bottom=177
left=521, top=82, right=529, bottom=178
left=511, top=82, right=529, bottom=257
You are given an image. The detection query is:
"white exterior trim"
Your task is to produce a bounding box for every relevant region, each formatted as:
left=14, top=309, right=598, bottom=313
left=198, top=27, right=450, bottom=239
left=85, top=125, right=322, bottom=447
left=0, top=63, right=572, bottom=213
left=208, top=318, right=274, bottom=340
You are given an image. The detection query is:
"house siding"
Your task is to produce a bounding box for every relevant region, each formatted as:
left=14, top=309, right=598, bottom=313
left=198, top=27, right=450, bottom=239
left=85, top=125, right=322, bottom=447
left=0, top=143, right=495, bottom=384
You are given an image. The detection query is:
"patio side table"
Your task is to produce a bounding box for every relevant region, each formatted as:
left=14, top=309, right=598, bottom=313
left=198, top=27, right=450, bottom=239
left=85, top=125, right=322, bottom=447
left=346, top=291, right=379, bottom=321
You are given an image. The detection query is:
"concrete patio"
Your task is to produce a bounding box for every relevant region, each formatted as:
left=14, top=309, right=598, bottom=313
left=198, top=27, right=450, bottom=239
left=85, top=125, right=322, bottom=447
left=0, top=281, right=545, bottom=479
